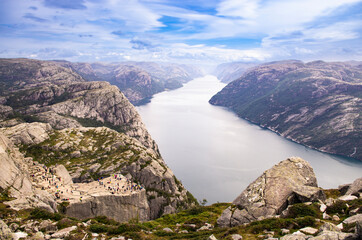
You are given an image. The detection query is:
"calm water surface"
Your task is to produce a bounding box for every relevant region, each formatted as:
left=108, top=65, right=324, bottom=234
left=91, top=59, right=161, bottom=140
left=137, top=75, right=362, bottom=203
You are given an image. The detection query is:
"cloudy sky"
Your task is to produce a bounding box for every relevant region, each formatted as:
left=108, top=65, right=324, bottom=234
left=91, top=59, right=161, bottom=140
left=1, top=0, right=361, bottom=64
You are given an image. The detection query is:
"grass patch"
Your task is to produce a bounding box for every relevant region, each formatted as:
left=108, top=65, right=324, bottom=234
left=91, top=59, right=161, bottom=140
left=29, top=208, right=63, bottom=221
left=286, top=203, right=320, bottom=218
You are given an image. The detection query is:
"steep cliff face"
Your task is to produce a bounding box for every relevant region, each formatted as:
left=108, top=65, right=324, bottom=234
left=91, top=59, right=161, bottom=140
left=213, top=62, right=257, bottom=83
left=0, top=58, right=197, bottom=219
left=0, top=58, right=156, bottom=150
left=55, top=61, right=203, bottom=105
left=210, top=60, right=362, bottom=161
left=65, top=192, right=150, bottom=222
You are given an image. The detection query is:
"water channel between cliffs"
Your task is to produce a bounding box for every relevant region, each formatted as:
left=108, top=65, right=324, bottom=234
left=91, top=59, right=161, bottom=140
left=137, top=75, right=362, bottom=203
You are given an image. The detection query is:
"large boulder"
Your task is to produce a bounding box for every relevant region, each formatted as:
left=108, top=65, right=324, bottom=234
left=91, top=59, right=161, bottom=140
left=217, top=157, right=325, bottom=227
left=345, top=178, right=362, bottom=197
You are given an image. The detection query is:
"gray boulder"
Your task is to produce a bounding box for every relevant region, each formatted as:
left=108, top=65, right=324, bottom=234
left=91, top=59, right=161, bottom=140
left=309, top=230, right=356, bottom=240
left=217, top=157, right=325, bottom=227
left=319, top=222, right=341, bottom=233
left=345, top=178, right=362, bottom=197
left=0, top=220, right=14, bottom=240
left=280, top=232, right=307, bottom=240
left=343, top=214, right=362, bottom=225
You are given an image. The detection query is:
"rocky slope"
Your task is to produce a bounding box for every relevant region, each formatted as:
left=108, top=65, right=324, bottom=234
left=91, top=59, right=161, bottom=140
left=0, top=131, right=57, bottom=213
left=55, top=60, right=203, bottom=105
left=213, top=62, right=257, bottom=83
left=0, top=58, right=197, bottom=219
left=0, top=157, right=361, bottom=240
left=210, top=60, right=362, bottom=161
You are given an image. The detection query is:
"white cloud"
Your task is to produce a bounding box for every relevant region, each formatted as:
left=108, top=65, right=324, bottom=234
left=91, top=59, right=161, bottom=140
left=1, top=0, right=362, bottom=63
left=217, top=0, right=260, bottom=19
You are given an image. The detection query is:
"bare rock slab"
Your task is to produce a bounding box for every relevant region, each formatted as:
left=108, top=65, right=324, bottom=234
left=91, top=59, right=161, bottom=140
left=217, top=157, right=325, bottom=227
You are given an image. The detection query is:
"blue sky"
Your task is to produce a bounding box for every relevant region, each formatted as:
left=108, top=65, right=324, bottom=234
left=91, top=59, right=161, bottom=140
left=0, top=0, right=361, bottom=64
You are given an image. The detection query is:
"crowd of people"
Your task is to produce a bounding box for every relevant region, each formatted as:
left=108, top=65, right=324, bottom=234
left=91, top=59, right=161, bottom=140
left=28, top=161, right=144, bottom=203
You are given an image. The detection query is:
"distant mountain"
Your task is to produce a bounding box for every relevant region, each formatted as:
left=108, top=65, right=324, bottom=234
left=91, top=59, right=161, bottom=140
left=210, top=60, right=362, bottom=161
left=55, top=61, right=203, bottom=105
left=0, top=58, right=197, bottom=219
left=213, top=62, right=257, bottom=83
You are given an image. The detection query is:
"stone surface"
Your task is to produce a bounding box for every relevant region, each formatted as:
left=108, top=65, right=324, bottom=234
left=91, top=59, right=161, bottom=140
left=65, top=190, right=149, bottom=223
left=309, top=230, right=356, bottom=240
left=338, top=195, right=358, bottom=201
left=0, top=132, right=57, bottom=212
left=356, top=220, right=362, bottom=239
left=51, top=226, right=77, bottom=238
left=345, top=178, right=362, bottom=196
left=280, top=232, right=307, bottom=240
left=32, top=231, right=45, bottom=240
left=343, top=214, right=362, bottom=225
left=54, top=164, right=73, bottom=185
left=12, top=232, right=28, bottom=240
left=320, top=203, right=327, bottom=213
left=163, top=228, right=173, bottom=233
left=323, top=212, right=331, bottom=220
left=1, top=122, right=52, bottom=145
left=300, top=227, right=318, bottom=235
left=319, top=222, right=341, bottom=233
left=38, top=220, right=57, bottom=233
left=0, top=220, right=14, bottom=240
left=217, top=157, right=325, bottom=227
left=208, top=234, right=218, bottom=240
left=231, top=234, right=243, bottom=240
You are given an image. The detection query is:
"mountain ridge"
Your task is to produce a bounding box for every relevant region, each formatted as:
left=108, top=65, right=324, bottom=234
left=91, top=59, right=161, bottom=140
left=210, top=60, right=362, bottom=161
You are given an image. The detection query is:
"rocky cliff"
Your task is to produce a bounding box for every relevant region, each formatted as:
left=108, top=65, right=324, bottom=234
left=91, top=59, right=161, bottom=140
left=0, top=131, right=57, bottom=213
left=213, top=62, right=257, bottom=83
left=0, top=58, right=197, bottom=220
left=210, top=60, right=362, bottom=161
left=55, top=60, right=203, bottom=105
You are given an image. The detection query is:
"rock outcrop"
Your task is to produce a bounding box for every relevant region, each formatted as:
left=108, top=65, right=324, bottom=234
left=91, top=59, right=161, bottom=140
left=2, top=122, right=195, bottom=220
left=0, top=58, right=197, bottom=219
left=345, top=178, right=362, bottom=197
left=210, top=60, right=362, bottom=161
left=65, top=191, right=150, bottom=222
left=217, top=157, right=325, bottom=227
left=0, top=58, right=158, bottom=150
left=0, top=132, right=57, bottom=212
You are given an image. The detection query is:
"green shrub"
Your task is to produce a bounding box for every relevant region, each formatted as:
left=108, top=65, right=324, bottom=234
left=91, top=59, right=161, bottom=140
left=184, top=217, right=204, bottom=226
left=287, top=203, right=319, bottom=218
left=57, top=201, right=69, bottom=214
left=89, top=224, right=109, bottom=233
left=29, top=208, right=62, bottom=221
left=57, top=218, right=76, bottom=229
left=185, top=206, right=204, bottom=215
left=326, top=201, right=348, bottom=215
left=295, top=216, right=316, bottom=228
left=108, top=223, right=142, bottom=234
left=94, top=216, right=119, bottom=226
left=154, top=230, right=176, bottom=237
left=248, top=218, right=294, bottom=233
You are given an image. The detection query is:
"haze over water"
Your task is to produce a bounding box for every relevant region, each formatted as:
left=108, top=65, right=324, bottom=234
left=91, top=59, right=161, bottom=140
left=137, top=75, right=362, bottom=203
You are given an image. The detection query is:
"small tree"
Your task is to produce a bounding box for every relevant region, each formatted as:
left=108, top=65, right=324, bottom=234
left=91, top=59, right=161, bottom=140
left=200, top=199, right=208, bottom=206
